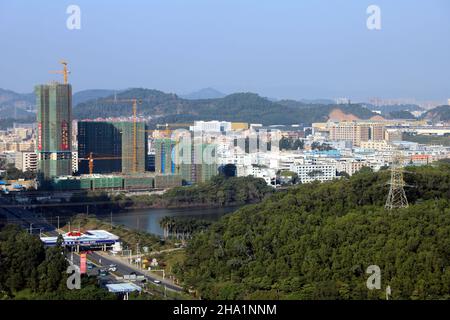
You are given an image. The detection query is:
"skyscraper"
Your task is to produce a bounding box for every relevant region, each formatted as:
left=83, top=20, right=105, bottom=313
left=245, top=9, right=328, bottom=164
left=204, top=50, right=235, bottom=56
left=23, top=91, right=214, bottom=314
left=35, top=83, right=72, bottom=181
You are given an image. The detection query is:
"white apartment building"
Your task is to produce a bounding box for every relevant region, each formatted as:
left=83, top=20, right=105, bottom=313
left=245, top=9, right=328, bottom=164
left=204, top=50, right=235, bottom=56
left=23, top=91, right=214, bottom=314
left=14, top=151, right=38, bottom=172
left=335, top=158, right=369, bottom=176
left=290, top=163, right=336, bottom=184
left=244, top=164, right=276, bottom=186
left=190, top=121, right=232, bottom=133
left=359, top=140, right=394, bottom=151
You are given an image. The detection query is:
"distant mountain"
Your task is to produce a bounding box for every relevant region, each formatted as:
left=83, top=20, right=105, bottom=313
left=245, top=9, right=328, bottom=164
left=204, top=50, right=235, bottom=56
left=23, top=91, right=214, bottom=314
left=387, top=110, right=416, bottom=120
left=181, top=88, right=226, bottom=100
left=421, top=105, right=450, bottom=122
left=73, top=89, right=120, bottom=106
left=0, top=88, right=36, bottom=119
left=73, top=88, right=380, bottom=125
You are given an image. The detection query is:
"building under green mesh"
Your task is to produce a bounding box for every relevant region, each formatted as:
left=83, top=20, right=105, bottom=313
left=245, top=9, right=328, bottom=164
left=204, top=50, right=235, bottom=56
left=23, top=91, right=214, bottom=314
left=77, top=121, right=147, bottom=174
left=154, top=138, right=176, bottom=174
left=35, top=83, right=72, bottom=181
left=177, top=142, right=218, bottom=184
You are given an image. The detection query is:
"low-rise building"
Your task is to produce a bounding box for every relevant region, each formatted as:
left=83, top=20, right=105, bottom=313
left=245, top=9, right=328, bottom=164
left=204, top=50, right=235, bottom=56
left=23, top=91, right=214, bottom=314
left=14, top=151, right=38, bottom=172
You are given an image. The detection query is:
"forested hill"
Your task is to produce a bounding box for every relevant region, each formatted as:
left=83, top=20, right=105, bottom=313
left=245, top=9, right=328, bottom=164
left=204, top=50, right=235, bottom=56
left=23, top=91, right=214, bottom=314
left=73, top=88, right=379, bottom=125
left=176, top=163, right=450, bottom=300
left=421, top=105, right=450, bottom=122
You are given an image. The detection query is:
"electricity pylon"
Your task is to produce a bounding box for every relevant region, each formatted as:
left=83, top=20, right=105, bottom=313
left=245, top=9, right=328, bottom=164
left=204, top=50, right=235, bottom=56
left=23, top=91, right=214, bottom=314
left=385, top=151, right=409, bottom=211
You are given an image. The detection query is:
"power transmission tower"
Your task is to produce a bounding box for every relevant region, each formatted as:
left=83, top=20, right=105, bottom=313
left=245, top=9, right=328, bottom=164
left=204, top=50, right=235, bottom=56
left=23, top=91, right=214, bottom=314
left=385, top=151, right=409, bottom=211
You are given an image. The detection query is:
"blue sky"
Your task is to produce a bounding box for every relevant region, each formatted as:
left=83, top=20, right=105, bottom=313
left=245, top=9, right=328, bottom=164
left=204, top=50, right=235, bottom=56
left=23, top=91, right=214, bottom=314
left=1, top=0, right=449, bottom=101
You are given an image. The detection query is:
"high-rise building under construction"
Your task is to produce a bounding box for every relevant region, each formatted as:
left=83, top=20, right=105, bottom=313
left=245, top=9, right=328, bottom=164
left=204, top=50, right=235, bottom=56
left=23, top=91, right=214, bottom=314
left=154, top=138, right=176, bottom=175
left=35, top=83, right=72, bottom=181
left=77, top=121, right=148, bottom=174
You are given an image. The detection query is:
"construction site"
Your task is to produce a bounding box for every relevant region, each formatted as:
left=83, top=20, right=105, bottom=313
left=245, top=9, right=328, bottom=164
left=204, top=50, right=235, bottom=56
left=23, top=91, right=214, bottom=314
left=36, top=61, right=184, bottom=192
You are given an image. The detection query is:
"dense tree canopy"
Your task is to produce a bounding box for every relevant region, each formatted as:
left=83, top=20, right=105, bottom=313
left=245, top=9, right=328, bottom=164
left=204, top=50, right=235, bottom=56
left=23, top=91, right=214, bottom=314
left=176, top=164, right=450, bottom=300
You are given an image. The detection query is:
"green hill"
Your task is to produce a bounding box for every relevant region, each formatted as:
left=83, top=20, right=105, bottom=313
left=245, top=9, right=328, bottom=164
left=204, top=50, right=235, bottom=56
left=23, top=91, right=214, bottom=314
left=421, top=105, right=450, bottom=122
left=388, top=110, right=416, bottom=120
left=73, top=88, right=378, bottom=125
left=176, top=164, right=450, bottom=300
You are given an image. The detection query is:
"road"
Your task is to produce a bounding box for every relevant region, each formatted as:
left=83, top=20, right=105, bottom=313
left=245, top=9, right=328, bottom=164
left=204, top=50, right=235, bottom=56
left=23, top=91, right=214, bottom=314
left=70, top=250, right=183, bottom=293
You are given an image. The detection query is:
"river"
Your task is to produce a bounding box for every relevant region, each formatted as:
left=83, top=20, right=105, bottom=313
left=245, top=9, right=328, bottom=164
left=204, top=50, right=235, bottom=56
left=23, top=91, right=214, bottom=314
left=101, top=206, right=240, bottom=237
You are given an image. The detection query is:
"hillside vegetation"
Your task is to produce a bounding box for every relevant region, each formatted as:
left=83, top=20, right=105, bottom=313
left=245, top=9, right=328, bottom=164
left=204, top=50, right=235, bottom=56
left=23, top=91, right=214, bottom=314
left=421, top=105, right=450, bottom=122
left=176, top=164, right=450, bottom=300
left=73, top=88, right=379, bottom=125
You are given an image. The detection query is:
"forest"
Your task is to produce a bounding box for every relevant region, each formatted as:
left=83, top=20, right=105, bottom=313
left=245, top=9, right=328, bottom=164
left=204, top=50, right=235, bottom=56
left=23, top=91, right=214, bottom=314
left=175, top=163, right=450, bottom=300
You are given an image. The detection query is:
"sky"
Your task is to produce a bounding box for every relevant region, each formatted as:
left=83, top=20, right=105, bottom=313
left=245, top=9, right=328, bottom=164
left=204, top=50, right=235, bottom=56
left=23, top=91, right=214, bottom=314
left=0, top=0, right=449, bottom=102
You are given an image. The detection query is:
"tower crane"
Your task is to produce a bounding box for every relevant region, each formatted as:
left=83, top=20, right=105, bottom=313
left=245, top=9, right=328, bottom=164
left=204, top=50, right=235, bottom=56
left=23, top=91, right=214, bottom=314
left=81, top=152, right=132, bottom=175
left=50, top=60, right=70, bottom=84
left=103, top=98, right=143, bottom=173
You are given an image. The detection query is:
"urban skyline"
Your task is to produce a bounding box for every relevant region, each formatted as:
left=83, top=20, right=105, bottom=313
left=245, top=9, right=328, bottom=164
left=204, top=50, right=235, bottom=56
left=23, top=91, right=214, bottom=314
left=1, top=0, right=450, bottom=101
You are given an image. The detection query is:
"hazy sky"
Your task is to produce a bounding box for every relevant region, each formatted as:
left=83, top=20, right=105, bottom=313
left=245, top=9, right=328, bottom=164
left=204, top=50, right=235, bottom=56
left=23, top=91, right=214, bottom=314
left=1, top=0, right=449, bottom=101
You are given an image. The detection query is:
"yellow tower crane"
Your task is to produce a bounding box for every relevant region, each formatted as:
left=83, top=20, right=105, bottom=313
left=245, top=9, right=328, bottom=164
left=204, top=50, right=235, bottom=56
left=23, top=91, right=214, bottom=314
left=103, top=98, right=143, bottom=173
left=50, top=60, right=70, bottom=84
left=83, top=152, right=132, bottom=175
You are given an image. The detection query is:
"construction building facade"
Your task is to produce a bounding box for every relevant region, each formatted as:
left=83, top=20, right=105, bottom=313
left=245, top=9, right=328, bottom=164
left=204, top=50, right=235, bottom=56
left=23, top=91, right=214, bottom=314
left=77, top=121, right=148, bottom=174
left=35, top=83, right=72, bottom=181
left=154, top=138, right=176, bottom=174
